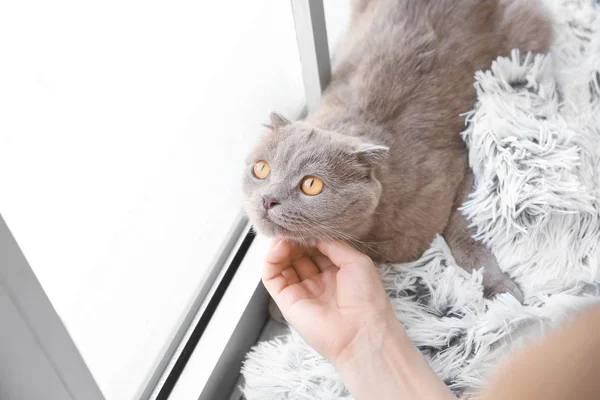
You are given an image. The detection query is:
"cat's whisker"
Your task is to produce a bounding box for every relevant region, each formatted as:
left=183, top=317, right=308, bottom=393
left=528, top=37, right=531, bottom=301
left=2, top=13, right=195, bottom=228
left=292, top=226, right=310, bottom=250
left=287, top=212, right=394, bottom=248
left=305, top=218, right=392, bottom=244
left=316, top=223, right=389, bottom=261
left=299, top=221, right=336, bottom=244
left=300, top=219, right=389, bottom=260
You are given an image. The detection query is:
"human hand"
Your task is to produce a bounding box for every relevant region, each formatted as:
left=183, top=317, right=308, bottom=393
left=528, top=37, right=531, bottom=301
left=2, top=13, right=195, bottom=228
left=262, top=239, right=397, bottom=366
left=263, top=239, right=457, bottom=400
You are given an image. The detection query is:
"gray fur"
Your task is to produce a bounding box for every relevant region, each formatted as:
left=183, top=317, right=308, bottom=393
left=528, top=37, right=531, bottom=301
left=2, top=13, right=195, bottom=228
left=242, top=0, right=552, bottom=300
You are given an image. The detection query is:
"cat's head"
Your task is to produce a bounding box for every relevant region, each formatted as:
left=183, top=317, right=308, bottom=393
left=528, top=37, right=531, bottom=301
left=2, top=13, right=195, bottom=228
left=242, top=112, right=388, bottom=243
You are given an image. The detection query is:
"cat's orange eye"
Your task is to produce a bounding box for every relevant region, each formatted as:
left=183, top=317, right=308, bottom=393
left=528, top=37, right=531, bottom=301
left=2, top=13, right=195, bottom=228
left=253, top=160, right=271, bottom=179
left=300, top=176, right=324, bottom=196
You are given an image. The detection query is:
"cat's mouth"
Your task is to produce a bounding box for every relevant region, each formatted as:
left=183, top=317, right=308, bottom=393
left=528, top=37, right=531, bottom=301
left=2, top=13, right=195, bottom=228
left=260, top=211, right=296, bottom=236
left=254, top=209, right=316, bottom=242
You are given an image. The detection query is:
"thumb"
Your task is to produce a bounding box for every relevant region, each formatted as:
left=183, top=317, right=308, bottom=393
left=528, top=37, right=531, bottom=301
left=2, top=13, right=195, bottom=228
left=315, top=240, right=374, bottom=269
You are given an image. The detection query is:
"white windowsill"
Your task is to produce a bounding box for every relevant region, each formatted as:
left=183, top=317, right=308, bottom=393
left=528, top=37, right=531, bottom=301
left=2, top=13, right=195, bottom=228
left=166, top=232, right=270, bottom=399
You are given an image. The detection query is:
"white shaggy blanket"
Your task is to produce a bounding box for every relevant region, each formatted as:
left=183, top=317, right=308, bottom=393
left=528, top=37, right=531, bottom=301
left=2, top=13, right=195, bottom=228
left=241, top=0, right=600, bottom=398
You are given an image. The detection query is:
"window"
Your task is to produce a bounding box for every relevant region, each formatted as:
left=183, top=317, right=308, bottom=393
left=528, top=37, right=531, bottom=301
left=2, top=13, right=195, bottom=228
left=0, top=1, right=349, bottom=399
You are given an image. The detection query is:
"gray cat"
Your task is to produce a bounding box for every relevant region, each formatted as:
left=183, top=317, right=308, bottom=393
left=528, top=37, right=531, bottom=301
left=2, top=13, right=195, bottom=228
left=242, top=0, right=552, bottom=301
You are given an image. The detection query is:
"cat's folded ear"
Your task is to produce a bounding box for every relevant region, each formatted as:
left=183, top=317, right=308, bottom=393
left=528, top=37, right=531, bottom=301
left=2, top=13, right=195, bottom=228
left=264, top=112, right=291, bottom=131
left=354, top=143, right=389, bottom=166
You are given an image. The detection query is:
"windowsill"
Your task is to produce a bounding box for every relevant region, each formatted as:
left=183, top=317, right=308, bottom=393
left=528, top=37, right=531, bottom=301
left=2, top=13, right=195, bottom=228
left=166, top=232, right=271, bottom=399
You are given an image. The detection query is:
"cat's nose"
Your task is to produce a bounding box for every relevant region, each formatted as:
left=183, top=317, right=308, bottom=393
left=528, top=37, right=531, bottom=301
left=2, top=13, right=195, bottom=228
left=263, top=196, right=280, bottom=210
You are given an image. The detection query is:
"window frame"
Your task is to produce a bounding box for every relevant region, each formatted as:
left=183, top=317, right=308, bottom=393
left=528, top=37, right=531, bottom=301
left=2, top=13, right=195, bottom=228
left=150, top=2, right=333, bottom=397
left=0, top=214, right=105, bottom=400
left=0, top=1, right=332, bottom=399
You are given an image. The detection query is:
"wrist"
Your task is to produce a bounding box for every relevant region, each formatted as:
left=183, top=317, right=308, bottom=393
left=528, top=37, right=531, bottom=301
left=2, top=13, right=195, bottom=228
left=334, top=315, right=456, bottom=400
left=333, top=314, right=409, bottom=369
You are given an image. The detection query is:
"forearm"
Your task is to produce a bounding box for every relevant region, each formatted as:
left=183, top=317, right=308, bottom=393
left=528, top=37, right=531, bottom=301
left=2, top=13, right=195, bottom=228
left=479, top=305, right=600, bottom=400
left=335, top=318, right=456, bottom=400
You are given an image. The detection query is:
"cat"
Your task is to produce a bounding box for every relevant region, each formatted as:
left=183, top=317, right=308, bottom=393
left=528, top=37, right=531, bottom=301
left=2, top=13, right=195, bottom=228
left=242, top=0, right=552, bottom=302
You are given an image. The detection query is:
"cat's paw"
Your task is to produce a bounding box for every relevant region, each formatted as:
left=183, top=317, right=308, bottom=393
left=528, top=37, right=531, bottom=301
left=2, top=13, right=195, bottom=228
left=483, top=274, right=525, bottom=303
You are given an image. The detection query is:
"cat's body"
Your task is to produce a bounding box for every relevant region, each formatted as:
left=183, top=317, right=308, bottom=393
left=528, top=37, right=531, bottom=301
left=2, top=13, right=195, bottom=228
left=243, top=0, right=551, bottom=301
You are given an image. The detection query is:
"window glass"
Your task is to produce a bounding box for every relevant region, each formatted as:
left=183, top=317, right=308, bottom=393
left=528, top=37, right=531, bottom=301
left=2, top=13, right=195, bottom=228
left=0, top=0, right=349, bottom=398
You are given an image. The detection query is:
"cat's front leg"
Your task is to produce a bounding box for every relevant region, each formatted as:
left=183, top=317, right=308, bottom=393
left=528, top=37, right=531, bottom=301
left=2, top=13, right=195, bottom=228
left=443, top=172, right=524, bottom=303
left=443, top=206, right=524, bottom=303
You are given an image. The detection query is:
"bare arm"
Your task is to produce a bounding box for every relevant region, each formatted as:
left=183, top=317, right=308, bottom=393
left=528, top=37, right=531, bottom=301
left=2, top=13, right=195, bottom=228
left=479, top=305, right=600, bottom=400
left=335, top=316, right=456, bottom=400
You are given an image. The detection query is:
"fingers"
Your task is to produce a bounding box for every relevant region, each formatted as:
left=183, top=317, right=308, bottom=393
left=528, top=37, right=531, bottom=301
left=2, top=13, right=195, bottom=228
left=263, top=239, right=320, bottom=296
left=263, top=239, right=292, bottom=296
left=264, top=239, right=344, bottom=301
left=316, top=240, right=373, bottom=269
left=300, top=247, right=336, bottom=272
left=281, top=266, right=300, bottom=285
left=293, top=256, right=320, bottom=280
left=285, top=245, right=319, bottom=279
left=312, top=253, right=336, bottom=272
left=263, top=239, right=291, bottom=281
